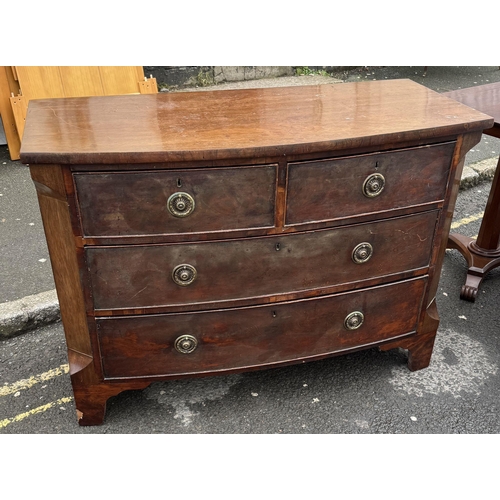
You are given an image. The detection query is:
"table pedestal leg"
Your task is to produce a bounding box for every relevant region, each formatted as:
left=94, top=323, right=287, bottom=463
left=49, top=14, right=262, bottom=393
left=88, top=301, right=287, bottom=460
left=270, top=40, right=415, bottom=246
left=447, top=234, right=500, bottom=301
left=447, top=155, right=500, bottom=302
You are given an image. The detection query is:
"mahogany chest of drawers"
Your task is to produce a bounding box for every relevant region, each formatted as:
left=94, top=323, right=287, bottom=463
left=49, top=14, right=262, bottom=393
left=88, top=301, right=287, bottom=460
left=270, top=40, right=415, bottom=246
left=20, top=79, right=493, bottom=425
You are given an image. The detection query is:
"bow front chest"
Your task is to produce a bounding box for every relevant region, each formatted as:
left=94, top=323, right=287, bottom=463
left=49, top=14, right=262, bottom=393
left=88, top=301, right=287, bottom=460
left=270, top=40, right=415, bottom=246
left=20, top=79, right=493, bottom=425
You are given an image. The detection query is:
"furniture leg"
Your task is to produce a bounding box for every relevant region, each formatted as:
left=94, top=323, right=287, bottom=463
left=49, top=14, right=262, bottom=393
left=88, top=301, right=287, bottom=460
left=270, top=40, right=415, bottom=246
left=69, top=355, right=152, bottom=426
left=379, top=300, right=439, bottom=371
left=448, top=155, right=500, bottom=301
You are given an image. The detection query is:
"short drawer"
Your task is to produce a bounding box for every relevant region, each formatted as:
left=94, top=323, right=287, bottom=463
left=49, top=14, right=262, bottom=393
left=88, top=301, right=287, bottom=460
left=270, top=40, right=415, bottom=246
left=97, top=277, right=427, bottom=378
left=74, top=165, right=277, bottom=237
left=87, top=211, right=438, bottom=312
left=286, top=142, right=455, bottom=225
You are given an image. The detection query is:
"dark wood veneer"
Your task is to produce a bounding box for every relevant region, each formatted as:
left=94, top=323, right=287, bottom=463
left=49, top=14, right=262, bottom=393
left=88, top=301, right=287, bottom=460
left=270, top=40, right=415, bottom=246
left=444, top=83, right=500, bottom=301
left=97, top=278, right=426, bottom=379
left=21, top=80, right=492, bottom=164
left=74, top=164, right=278, bottom=237
left=286, top=142, right=454, bottom=226
left=21, top=80, right=493, bottom=425
left=87, top=211, right=438, bottom=312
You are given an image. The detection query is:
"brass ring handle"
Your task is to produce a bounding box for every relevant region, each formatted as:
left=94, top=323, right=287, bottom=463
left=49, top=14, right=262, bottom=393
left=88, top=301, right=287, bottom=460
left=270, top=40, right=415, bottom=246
left=174, top=335, right=198, bottom=354
left=172, top=264, right=197, bottom=286
left=362, top=173, right=385, bottom=198
left=344, top=311, right=364, bottom=330
left=167, top=192, right=195, bottom=217
left=352, top=242, right=373, bottom=264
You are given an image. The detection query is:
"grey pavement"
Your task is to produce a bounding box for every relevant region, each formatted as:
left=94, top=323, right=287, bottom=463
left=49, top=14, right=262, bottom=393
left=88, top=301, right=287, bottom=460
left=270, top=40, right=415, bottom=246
left=1, top=67, right=500, bottom=435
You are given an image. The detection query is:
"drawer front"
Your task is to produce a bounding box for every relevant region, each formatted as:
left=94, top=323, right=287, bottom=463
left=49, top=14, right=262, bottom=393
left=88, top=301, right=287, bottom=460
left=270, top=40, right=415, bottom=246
left=286, top=143, right=455, bottom=225
left=87, top=211, right=437, bottom=311
left=74, top=165, right=277, bottom=237
left=97, top=277, right=427, bottom=378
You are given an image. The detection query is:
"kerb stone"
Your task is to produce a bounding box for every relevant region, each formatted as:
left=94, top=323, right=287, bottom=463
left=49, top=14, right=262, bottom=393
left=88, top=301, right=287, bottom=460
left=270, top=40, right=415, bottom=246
left=0, top=290, right=60, bottom=339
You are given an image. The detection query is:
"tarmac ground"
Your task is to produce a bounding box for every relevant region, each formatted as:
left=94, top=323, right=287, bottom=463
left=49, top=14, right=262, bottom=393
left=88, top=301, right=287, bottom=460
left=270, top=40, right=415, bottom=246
left=1, top=68, right=500, bottom=445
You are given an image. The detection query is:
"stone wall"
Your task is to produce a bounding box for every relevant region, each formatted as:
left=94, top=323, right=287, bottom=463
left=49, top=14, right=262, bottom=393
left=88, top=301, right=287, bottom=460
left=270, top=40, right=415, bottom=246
left=144, top=66, right=299, bottom=89
left=213, top=66, right=294, bottom=83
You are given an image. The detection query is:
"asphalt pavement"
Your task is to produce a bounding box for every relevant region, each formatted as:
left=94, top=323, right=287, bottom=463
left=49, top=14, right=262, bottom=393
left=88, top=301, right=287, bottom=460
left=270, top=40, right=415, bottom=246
left=2, top=67, right=500, bottom=437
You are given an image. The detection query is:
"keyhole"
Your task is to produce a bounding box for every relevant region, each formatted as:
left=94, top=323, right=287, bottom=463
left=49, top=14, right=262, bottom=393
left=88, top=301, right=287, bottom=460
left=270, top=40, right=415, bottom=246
left=272, top=311, right=277, bottom=318
left=177, top=178, right=182, bottom=187
left=275, top=243, right=281, bottom=251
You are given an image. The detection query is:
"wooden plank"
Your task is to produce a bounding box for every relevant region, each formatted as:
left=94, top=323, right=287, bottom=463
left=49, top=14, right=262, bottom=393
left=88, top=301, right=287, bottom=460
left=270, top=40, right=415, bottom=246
left=59, top=67, right=104, bottom=97
left=9, top=95, right=28, bottom=141
left=98, top=66, right=141, bottom=95
left=138, top=77, right=158, bottom=94
left=135, top=66, right=145, bottom=82
left=14, top=66, right=65, bottom=99
left=0, top=67, right=21, bottom=159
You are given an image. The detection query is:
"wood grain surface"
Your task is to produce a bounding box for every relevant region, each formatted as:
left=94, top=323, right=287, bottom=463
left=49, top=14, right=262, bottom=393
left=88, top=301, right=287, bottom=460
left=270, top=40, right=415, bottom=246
left=87, top=211, right=438, bottom=312
left=22, top=79, right=493, bottom=425
left=286, top=142, right=455, bottom=225
left=445, top=82, right=500, bottom=138
left=74, top=164, right=277, bottom=236
left=97, top=277, right=427, bottom=379
left=20, top=79, right=494, bottom=164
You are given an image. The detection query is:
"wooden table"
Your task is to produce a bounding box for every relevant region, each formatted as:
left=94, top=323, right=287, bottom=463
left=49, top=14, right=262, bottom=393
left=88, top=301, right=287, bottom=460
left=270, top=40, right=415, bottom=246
left=445, top=83, right=500, bottom=301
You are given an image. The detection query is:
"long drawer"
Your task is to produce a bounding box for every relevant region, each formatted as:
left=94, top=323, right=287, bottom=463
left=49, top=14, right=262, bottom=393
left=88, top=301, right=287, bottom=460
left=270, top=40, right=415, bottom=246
left=87, top=211, right=437, bottom=312
left=74, top=164, right=277, bottom=237
left=286, top=142, right=455, bottom=225
left=97, top=277, right=427, bottom=379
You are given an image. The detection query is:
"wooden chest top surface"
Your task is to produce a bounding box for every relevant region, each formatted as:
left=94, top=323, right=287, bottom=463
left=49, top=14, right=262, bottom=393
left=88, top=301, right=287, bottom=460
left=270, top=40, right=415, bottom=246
left=20, top=79, right=493, bottom=164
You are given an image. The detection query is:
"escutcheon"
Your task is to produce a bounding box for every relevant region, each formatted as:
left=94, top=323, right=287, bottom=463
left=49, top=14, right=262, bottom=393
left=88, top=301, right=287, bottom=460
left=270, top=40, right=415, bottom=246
left=344, top=311, right=364, bottom=330
left=174, top=335, right=198, bottom=354
left=167, top=192, right=195, bottom=217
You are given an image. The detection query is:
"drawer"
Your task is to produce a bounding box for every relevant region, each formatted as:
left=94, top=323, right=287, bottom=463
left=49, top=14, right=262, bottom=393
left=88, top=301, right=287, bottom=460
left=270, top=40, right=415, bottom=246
left=97, top=277, right=427, bottom=378
left=286, top=142, right=455, bottom=225
left=74, top=165, right=277, bottom=237
left=87, top=211, right=438, bottom=312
